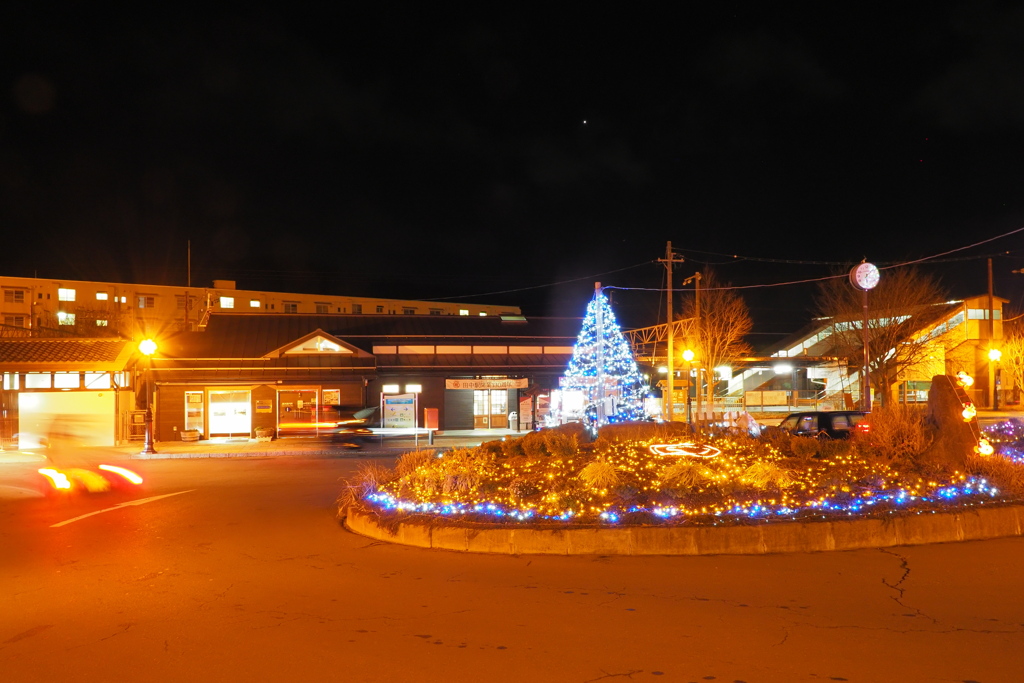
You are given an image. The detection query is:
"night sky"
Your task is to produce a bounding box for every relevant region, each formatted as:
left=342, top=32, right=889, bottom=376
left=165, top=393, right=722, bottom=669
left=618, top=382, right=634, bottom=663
left=3, top=4, right=1024, bottom=348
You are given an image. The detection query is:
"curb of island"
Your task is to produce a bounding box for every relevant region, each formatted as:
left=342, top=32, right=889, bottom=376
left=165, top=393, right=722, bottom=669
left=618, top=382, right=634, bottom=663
left=343, top=502, right=1024, bottom=555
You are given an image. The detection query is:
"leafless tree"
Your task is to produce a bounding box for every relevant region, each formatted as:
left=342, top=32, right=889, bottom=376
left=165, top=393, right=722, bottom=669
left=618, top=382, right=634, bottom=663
left=815, top=266, right=947, bottom=407
left=680, top=270, right=753, bottom=409
left=1001, top=320, right=1024, bottom=403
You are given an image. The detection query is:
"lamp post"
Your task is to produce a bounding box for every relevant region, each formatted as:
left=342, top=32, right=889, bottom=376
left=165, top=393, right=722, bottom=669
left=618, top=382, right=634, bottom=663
left=682, top=349, right=695, bottom=426
left=139, top=338, right=158, bottom=455
left=989, top=348, right=1002, bottom=411
left=850, top=262, right=880, bottom=411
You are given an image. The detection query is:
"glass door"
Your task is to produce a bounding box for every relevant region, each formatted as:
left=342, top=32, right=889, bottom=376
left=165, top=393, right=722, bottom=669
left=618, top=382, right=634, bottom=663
left=209, top=390, right=251, bottom=436
left=185, top=391, right=204, bottom=436
left=473, top=390, right=509, bottom=429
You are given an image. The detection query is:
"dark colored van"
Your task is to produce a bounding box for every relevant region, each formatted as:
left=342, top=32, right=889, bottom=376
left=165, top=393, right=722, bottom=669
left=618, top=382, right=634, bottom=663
left=775, top=411, right=869, bottom=439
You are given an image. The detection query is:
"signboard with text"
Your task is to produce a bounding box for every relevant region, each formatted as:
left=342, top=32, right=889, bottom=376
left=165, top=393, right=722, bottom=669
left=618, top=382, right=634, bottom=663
left=445, top=378, right=528, bottom=390
left=382, top=393, right=416, bottom=428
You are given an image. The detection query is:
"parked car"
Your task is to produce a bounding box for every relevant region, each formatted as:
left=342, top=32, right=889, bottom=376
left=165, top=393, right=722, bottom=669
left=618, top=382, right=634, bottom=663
left=773, top=411, right=870, bottom=439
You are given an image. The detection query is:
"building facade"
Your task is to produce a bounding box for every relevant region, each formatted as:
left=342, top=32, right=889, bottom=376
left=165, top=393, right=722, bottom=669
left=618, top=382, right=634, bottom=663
left=0, top=275, right=522, bottom=341
left=145, top=313, right=583, bottom=440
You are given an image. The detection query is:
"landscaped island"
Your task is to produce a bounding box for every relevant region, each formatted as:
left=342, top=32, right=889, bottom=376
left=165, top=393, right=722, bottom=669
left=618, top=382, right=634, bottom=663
left=342, top=407, right=1024, bottom=529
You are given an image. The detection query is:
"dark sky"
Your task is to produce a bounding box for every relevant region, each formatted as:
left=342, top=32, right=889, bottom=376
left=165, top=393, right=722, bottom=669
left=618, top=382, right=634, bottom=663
left=3, top=3, right=1024, bottom=347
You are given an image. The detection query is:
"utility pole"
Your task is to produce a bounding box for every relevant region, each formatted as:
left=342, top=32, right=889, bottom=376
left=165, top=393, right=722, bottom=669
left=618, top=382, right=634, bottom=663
left=658, top=243, right=685, bottom=421
left=682, top=271, right=702, bottom=424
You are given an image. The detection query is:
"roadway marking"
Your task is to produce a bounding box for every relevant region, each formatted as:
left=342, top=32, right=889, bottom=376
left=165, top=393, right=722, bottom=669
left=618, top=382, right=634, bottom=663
left=51, top=490, right=196, bottom=528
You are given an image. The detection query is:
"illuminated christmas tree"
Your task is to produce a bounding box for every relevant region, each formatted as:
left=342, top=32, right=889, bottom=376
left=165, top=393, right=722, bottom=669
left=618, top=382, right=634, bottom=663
left=560, top=285, right=647, bottom=427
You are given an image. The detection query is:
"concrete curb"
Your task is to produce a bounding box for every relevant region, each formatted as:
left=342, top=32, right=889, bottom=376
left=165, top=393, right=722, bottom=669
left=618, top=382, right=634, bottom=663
left=343, top=502, right=1024, bottom=555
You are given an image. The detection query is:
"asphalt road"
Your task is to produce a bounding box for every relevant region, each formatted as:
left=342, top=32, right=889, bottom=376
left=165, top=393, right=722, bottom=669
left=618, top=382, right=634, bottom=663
left=2, top=455, right=1024, bottom=683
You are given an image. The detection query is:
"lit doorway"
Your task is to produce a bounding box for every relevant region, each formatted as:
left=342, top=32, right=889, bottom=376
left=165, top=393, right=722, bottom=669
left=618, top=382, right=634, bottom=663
left=473, top=390, right=508, bottom=429
left=209, top=390, right=251, bottom=436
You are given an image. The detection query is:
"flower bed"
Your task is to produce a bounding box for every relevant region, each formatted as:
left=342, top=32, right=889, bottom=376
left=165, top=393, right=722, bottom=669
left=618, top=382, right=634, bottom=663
left=350, top=421, right=1024, bottom=528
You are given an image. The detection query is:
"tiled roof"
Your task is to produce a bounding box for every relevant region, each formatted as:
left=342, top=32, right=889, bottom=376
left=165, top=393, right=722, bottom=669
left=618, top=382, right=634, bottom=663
left=160, top=313, right=583, bottom=359
left=0, top=338, right=134, bottom=369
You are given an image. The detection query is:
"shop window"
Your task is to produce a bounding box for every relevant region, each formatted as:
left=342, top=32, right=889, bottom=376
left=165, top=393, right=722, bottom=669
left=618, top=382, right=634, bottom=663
left=58, top=288, right=76, bottom=301
left=185, top=391, right=204, bottom=434
left=54, top=372, right=80, bottom=389
left=25, top=373, right=52, bottom=389
left=85, top=372, right=111, bottom=389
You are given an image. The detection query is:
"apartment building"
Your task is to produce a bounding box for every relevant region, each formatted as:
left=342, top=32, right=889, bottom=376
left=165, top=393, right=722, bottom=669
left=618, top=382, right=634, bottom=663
left=0, top=275, right=521, bottom=340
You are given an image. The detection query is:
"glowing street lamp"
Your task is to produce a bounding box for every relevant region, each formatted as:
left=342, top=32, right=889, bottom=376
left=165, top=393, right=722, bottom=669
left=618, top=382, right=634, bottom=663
left=682, top=349, right=695, bottom=425
left=139, top=338, right=158, bottom=455
left=989, top=348, right=1002, bottom=410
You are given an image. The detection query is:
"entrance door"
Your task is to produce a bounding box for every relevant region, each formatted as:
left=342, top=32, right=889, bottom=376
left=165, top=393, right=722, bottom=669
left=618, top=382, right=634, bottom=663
left=209, top=390, right=251, bottom=436
left=473, top=390, right=508, bottom=429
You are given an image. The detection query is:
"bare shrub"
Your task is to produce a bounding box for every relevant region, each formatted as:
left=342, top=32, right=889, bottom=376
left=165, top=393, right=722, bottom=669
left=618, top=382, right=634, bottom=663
left=761, top=428, right=795, bottom=457
left=864, top=404, right=934, bottom=463
left=579, top=456, right=620, bottom=488
left=545, top=430, right=580, bottom=458
left=790, top=437, right=819, bottom=460
left=967, top=454, right=1024, bottom=497
left=394, top=450, right=436, bottom=477
left=520, top=431, right=550, bottom=458
left=337, top=462, right=396, bottom=511
left=741, top=461, right=796, bottom=490
left=500, top=437, right=525, bottom=458
left=661, top=460, right=717, bottom=491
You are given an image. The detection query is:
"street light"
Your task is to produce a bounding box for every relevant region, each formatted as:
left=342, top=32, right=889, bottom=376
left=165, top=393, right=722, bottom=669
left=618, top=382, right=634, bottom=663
left=682, top=349, right=695, bottom=426
left=989, top=347, right=1002, bottom=410
left=139, top=338, right=158, bottom=455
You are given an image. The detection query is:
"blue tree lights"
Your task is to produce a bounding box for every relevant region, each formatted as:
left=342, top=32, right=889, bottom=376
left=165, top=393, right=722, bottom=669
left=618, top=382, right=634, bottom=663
left=559, top=284, right=648, bottom=427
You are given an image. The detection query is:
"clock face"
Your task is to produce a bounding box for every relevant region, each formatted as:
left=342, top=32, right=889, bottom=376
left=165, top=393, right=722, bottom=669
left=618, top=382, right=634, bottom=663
left=850, top=262, right=880, bottom=290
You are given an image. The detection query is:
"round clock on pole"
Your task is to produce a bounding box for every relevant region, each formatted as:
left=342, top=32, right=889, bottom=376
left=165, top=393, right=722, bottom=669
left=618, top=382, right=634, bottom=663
left=850, top=262, right=880, bottom=290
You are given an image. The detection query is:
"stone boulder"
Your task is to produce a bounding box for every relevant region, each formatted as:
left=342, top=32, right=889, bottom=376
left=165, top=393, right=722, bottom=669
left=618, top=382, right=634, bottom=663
left=922, top=374, right=977, bottom=471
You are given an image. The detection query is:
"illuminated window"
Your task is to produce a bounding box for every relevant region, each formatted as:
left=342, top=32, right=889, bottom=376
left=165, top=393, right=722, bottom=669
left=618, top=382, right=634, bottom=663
left=249, top=299, right=260, bottom=308
left=54, top=372, right=80, bottom=389
left=381, top=384, right=400, bottom=393
left=405, top=384, right=422, bottom=393
left=96, top=319, right=108, bottom=326
left=96, top=292, right=108, bottom=301
left=58, top=288, right=76, bottom=301
left=459, top=310, right=469, bottom=316
left=57, top=311, right=76, bottom=325
left=220, top=296, right=235, bottom=309
left=85, top=372, right=111, bottom=389
left=25, top=373, right=51, bottom=389
left=3, top=289, right=26, bottom=303
left=138, top=296, right=155, bottom=308
left=3, top=373, right=19, bottom=390
left=479, top=312, right=487, bottom=316
left=120, top=296, right=127, bottom=303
